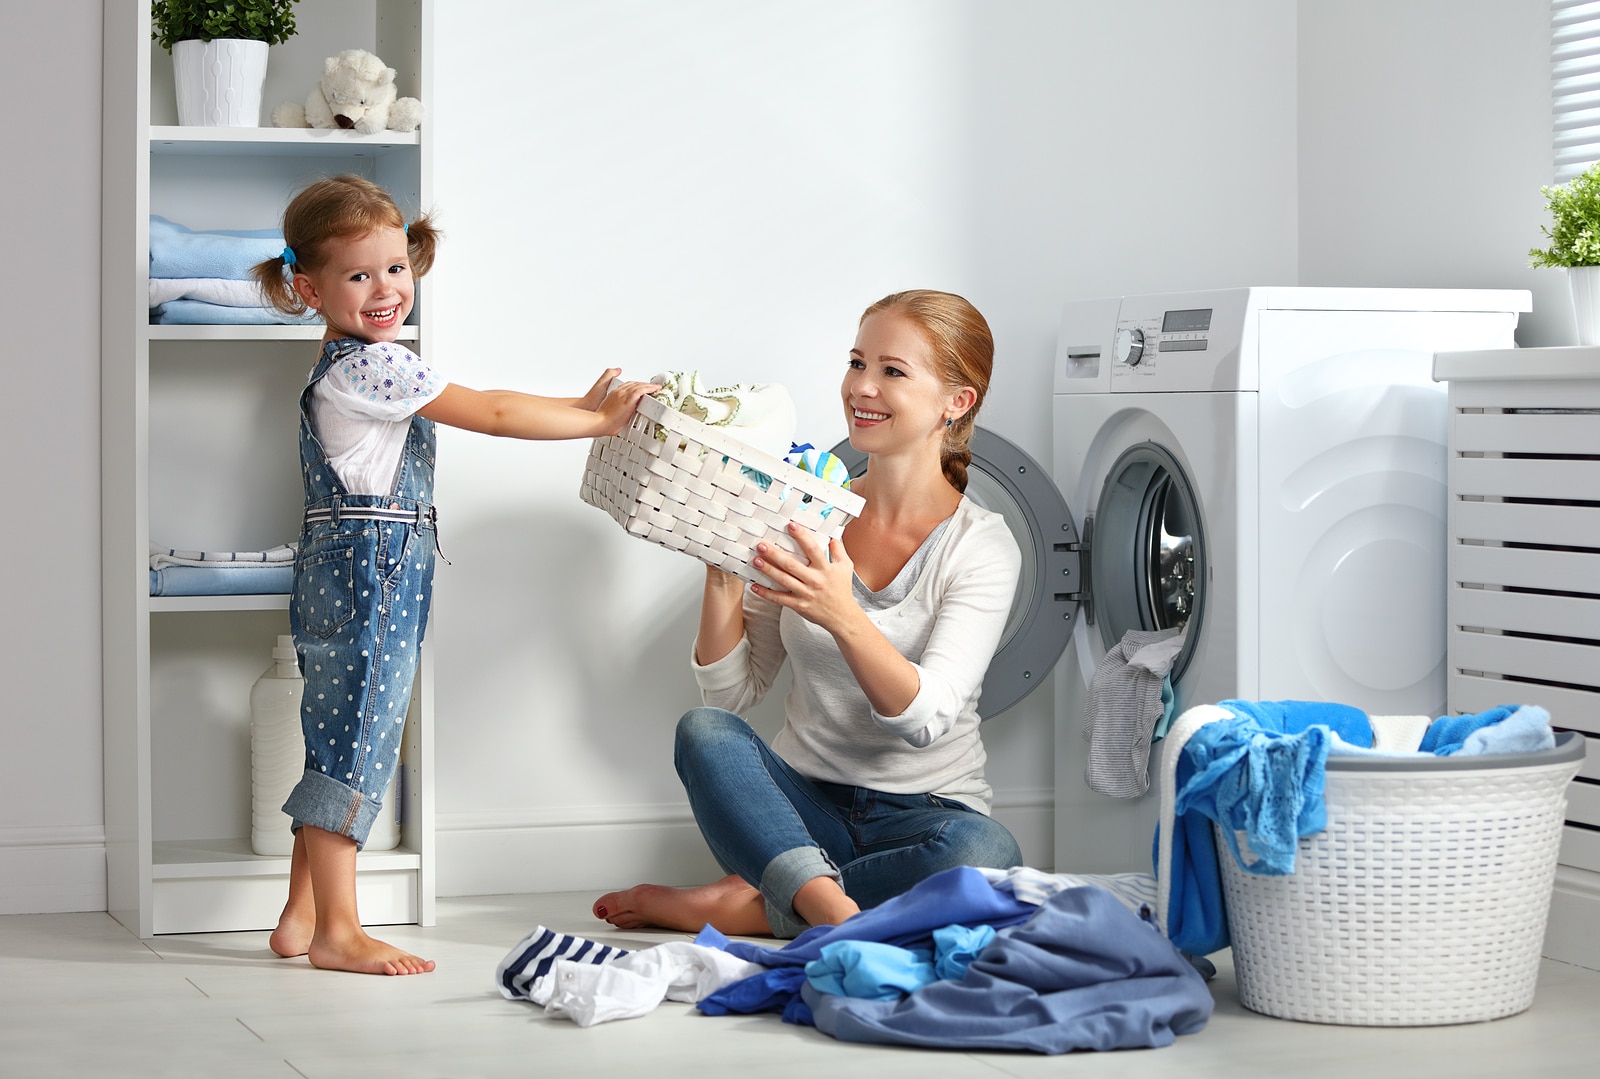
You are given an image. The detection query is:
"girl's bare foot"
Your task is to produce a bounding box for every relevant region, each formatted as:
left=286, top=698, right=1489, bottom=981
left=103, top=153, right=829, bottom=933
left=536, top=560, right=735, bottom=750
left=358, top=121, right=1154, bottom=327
left=592, top=874, right=771, bottom=935
left=307, top=925, right=435, bottom=975
left=269, top=910, right=313, bottom=958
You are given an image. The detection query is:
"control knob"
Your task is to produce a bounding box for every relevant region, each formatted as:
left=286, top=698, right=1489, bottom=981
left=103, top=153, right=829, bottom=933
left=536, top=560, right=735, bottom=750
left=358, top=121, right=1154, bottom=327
left=1114, top=327, right=1146, bottom=366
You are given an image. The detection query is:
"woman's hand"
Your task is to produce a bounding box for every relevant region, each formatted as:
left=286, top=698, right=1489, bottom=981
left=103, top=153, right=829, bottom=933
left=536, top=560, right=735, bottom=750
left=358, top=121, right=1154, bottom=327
left=749, top=523, right=858, bottom=635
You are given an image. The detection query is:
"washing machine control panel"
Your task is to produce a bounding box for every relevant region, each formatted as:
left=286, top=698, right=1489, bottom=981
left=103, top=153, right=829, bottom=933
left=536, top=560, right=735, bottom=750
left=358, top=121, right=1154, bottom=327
left=1109, top=300, right=1240, bottom=390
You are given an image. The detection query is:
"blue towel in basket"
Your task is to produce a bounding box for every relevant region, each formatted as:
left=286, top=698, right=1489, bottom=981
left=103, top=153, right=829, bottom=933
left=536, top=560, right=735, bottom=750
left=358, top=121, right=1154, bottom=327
left=1420, top=705, right=1555, bottom=756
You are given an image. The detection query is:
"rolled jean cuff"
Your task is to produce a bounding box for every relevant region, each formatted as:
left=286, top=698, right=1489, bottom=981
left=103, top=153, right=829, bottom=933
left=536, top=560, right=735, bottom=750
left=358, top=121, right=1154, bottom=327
left=759, top=845, right=840, bottom=940
left=283, top=768, right=384, bottom=850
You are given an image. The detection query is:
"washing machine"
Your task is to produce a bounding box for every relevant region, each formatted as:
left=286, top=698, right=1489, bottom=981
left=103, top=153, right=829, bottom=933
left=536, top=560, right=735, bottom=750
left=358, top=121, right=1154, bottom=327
left=1051, top=286, right=1531, bottom=874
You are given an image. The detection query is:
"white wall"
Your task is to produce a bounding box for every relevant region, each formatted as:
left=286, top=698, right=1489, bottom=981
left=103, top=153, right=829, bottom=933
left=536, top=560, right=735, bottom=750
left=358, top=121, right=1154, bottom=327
left=0, top=0, right=108, bottom=914
left=1298, top=0, right=1560, bottom=343
left=0, top=0, right=1564, bottom=912
left=426, top=0, right=1298, bottom=895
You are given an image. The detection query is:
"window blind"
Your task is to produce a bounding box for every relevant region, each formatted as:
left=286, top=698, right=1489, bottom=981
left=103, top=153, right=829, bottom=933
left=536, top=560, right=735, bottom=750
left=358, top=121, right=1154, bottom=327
left=1555, top=0, right=1600, bottom=181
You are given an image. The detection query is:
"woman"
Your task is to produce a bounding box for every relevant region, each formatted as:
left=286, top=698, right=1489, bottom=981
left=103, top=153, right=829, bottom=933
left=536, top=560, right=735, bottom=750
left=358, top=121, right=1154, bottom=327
left=594, top=290, right=1023, bottom=937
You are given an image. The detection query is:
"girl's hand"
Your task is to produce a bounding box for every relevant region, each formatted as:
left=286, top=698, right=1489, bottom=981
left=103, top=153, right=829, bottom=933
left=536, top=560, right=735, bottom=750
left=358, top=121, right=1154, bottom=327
left=749, top=523, right=857, bottom=634
left=594, top=380, right=660, bottom=435
left=580, top=368, right=624, bottom=412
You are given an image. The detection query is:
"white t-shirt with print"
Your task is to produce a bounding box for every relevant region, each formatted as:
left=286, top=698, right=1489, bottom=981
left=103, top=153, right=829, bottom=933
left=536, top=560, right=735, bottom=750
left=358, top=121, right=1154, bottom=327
left=309, top=340, right=448, bottom=496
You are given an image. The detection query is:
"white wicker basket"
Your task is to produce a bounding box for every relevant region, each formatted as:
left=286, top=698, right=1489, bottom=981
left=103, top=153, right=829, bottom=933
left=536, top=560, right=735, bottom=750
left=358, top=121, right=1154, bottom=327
left=1218, top=731, right=1585, bottom=1026
left=579, top=390, right=865, bottom=584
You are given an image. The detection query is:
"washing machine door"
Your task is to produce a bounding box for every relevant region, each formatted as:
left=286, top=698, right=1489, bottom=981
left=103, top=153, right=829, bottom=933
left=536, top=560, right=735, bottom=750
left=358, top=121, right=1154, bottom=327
left=829, top=427, right=1079, bottom=718
left=1089, top=441, right=1206, bottom=683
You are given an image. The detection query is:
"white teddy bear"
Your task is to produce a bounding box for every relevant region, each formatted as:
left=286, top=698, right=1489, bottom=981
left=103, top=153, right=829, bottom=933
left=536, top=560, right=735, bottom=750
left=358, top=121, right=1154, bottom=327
left=271, top=49, right=423, bottom=134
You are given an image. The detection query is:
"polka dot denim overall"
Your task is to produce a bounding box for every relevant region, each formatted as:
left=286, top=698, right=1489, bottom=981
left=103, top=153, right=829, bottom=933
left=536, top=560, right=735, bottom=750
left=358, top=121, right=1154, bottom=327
left=281, top=339, right=438, bottom=849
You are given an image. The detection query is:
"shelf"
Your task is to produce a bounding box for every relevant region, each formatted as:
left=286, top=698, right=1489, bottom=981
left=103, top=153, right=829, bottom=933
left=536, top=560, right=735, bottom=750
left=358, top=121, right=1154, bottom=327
left=150, top=594, right=291, bottom=613
left=153, top=838, right=421, bottom=879
left=149, top=125, right=419, bottom=157
left=148, top=324, right=419, bottom=342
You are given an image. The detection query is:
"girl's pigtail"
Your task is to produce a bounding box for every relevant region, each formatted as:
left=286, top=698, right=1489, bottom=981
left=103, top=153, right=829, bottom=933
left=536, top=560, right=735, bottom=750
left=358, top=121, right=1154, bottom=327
left=251, top=251, right=308, bottom=317
left=404, top=212, right=442, bottom=277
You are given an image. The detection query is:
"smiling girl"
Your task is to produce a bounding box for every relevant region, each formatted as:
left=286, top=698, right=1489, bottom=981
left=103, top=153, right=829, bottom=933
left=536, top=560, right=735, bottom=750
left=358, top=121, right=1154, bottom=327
left=251, top=175, right=656, bottom=975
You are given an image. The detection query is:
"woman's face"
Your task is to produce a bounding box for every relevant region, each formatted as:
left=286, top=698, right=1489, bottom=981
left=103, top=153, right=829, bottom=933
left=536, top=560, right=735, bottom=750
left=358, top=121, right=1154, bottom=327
left=843, top=309, right=960, bottom=454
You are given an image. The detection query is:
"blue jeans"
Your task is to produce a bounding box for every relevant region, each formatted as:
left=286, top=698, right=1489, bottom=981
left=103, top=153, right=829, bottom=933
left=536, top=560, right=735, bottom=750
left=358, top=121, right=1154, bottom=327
left=675, top=706, right=1023, bottom=938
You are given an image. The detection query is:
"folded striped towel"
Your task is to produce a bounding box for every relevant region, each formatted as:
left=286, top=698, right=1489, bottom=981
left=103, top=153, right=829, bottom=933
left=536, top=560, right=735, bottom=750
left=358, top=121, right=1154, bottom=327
left=150, top=543, right=296, bottom=570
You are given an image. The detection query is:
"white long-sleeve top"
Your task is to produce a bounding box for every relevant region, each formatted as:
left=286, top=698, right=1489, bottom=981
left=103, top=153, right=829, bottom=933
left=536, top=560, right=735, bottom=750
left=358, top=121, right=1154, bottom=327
left=692, top=496, right=1021, bottom=813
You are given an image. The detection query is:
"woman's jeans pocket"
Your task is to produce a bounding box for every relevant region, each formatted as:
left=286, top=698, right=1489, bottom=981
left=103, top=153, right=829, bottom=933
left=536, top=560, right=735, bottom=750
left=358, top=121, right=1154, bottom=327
left=293, top=531, right=370, bottom=640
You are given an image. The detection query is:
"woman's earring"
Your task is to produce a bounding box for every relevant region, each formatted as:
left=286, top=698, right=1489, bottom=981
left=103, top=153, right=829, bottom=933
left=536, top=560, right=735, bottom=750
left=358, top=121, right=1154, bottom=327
left=945, top=417, right=953, bottom=427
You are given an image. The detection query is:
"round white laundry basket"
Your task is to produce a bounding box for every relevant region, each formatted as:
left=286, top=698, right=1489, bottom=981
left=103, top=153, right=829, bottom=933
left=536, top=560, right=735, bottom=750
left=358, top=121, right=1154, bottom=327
left=1218, top=731, right=1585, bottom=1026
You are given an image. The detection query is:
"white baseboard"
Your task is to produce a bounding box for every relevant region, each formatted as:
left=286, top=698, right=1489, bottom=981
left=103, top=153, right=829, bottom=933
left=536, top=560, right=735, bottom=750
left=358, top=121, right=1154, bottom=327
left=435, top=788, right=1056, bottom=898
left=1545, top=864, right=1600, bottom=972
left=0, top=826, right=106, bottom=915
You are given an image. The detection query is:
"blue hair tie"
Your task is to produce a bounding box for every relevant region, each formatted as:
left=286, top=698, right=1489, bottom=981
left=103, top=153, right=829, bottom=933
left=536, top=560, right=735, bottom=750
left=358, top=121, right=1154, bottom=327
left=281, top=246, right=297, bottom=267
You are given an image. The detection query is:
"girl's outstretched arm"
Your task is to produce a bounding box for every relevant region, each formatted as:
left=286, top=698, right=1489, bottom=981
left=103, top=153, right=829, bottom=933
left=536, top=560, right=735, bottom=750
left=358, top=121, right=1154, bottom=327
left=419, top=375, right=657, bottom=440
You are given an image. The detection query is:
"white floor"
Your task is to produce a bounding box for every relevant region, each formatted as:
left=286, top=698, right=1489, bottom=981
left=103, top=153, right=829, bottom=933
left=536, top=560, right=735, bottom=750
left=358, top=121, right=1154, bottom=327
left=3, top=892, right=1597, bottom=1079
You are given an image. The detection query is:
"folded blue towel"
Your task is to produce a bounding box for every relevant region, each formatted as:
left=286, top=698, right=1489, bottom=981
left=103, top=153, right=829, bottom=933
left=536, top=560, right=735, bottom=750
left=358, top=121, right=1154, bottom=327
left=149, top=215, right=287, bottom=281
left=151, top=299, right=321, bottom=326
left=150, top=564, right=292, bottom=596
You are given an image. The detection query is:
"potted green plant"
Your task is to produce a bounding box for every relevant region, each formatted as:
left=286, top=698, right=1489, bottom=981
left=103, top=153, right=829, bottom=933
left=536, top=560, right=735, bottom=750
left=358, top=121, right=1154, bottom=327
left=1530, top=161, right=1600, bottom=344
left=152, top=0, right=300, bottom=127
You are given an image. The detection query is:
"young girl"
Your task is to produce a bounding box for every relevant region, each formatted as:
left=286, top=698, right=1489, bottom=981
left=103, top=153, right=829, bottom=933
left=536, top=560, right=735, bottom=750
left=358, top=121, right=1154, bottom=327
left=252, top=174, right=656, bottom=975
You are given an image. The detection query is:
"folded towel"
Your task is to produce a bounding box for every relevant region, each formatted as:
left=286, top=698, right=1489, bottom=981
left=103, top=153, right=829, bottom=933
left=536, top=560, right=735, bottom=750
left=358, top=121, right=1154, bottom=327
left=151, top=299, right=321, bottom=326
left=149, top=277, right=271, bottom=308
left=149, top=215, right=287, bottom=281
left=150, top=564, right=293, bottom=597
left=150, top=543, right=295, bottom=569
left=649, top=371, right=797, bottom=460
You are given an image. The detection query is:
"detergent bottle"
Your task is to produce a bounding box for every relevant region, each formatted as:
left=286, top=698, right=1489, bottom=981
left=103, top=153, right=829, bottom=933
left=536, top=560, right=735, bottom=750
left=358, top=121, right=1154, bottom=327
left=250, top=635, right=304, bottom=856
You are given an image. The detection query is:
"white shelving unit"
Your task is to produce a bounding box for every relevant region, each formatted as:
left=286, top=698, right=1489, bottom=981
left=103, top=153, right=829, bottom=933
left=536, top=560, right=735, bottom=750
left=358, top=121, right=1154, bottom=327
left=1434, top=344, right=1600, bottom=970
left=101, top=1, right=435, bottom=937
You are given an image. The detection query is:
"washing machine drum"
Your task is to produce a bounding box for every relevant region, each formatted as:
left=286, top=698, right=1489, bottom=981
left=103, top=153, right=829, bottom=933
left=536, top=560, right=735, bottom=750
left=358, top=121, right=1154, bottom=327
left=829, top=427, right=1076, bottom=718
left=1089, top=441, right=1206, bottom=684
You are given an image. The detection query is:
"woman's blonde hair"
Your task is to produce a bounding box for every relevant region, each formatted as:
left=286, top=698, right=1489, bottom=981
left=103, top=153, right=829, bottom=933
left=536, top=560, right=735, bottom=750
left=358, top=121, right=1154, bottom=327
left=252, top=174, right=441, bottom=317
left=859, top=289, right=993, bottom=493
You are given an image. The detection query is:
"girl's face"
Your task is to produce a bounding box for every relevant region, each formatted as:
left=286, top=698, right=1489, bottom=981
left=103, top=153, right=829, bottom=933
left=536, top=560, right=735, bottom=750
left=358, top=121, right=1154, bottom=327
left=842, top=309, right=972, bottom=455
left=292, top=226, right=414, bottom=343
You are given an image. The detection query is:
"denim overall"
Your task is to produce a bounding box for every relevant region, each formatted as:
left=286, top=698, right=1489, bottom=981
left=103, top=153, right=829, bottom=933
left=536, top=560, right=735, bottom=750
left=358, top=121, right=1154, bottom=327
left=281, top=339, right=438, bottom=848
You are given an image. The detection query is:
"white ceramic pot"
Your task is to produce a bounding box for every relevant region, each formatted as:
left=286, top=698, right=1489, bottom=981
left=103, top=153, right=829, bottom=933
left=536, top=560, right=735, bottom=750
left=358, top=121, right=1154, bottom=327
left=172, top=38, right=269, bottom=126
left=1569, top=265, right=1600, bottom=345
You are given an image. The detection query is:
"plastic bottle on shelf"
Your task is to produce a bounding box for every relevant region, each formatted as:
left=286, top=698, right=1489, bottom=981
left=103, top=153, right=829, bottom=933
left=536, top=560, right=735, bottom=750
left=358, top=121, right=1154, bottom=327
left=250, top=634, right=305, bottom=856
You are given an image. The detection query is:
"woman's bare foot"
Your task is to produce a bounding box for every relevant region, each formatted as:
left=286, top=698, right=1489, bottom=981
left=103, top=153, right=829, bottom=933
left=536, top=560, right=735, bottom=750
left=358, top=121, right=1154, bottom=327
left=269, top=910, right=313, bottom=958
left=593, top=874, right=771, bottom=935
left=307, top=925, right=435, bottom=976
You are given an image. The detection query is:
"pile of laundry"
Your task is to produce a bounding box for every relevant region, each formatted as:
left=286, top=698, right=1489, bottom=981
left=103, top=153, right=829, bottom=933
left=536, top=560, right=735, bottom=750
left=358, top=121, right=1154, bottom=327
left=148, top=542, right=295, bottom=596
left=149, top=215, right=320, bottom=326
left=497, top=865, right=1213, bottom=1053
left=1158, top=699, right=1559, bottom=956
